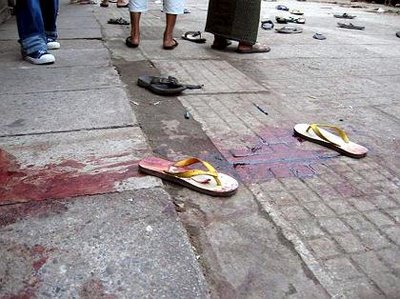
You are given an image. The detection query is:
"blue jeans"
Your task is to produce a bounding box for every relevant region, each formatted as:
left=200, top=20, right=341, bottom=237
left=16, top=0, right=59, bottom=54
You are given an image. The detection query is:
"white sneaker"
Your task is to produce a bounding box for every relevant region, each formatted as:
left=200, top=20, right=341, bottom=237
left=24, top=50, right=55, bottom=65
left=47, top=40, right=60, bottom=50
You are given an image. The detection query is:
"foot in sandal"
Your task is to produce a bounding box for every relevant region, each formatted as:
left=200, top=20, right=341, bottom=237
left=294, top=123, right=368, bottom=158
left=139, top=156, right=239, bottom=196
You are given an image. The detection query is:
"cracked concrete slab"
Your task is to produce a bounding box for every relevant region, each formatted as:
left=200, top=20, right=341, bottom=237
left=0, top=190, right=209, bottom=298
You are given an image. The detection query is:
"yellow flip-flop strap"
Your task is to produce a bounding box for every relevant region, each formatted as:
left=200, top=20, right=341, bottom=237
left=307, top=124, right=350, bottom=147
left=165, top=157, right=222, bottom=186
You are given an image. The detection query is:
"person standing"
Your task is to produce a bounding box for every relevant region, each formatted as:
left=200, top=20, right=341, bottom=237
left=15, top=0, right=60, bottom=65
left=205, top=0, right=270, bottom=54
left=126, top=0, right=183, bottom=50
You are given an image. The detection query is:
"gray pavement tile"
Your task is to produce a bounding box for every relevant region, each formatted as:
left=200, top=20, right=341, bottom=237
left=364, top=211, right=395, bottom=227
left=324, top=257, right=364, bottom=281
left=0, top=126, right=148, bottom=168
left=292, top=219, right=326, bottom=238
left=307, top=237, right=341, bottom=259
left=0, top=66, right=121, bottom=94
left=319, top=217, right=351, bottom=234
left=382, top=226, right=400, bottom=246
left=351, top=252, right=390, bottom=276
left=0, top=87, right=134, bottom=136
left=333, top=233, right=366, bottom=254
left=377, top=247, right=400, bottom=272
left=59, top=28, right=102, bottom=39
left=0, top=190, right=209, bottom=298
left=154, top=60, right=266, bottom=94
left=357, top=229, right=393, bottom=250
left=369, top=272, right=400, bottom=297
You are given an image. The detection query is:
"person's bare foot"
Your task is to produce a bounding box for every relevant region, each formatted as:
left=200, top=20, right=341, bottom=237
left=236, top=42, right=270, bottom=54
left=163, top=33, right=178, bottom=49
left=163, top=38, right=178, bottom=50
left=117, top=0, right=128, bottom=7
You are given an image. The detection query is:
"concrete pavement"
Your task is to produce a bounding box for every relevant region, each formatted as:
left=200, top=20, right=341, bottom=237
left=1, top=0, right=400, bottom=298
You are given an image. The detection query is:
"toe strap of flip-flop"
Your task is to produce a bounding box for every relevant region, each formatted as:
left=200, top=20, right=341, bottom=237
left=307, top=124, right=350, bottom=146
left=151, top=76, right=181, bottom=86
left=164, top=157, right=222, bottom=186
left=184, top=31, right=201, bottom=38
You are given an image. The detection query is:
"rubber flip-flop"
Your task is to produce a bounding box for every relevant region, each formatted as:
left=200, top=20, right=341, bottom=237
left=293, top=123, right=368, bottom=158
left=337, top=22, right=365, bottom=30
left=100, top=2, right=109, bottom=7
left=289, top=16, right=306, bottom=24
left=139, top=156, right=239, bottom=196
left=163, top=39, right=179, bottom=50
left=276, top=16, right=305, bottom=24
left=276, top=5, right=289, bottom=11
left=236, top=43, right=271, bottom=54
left=334, top=13, right=356, bottom=19
left=261, top=20, right=274, bottom=30
left=290, top=9, right=304, bottom=15
left=138, top=75, right=186, bottom=96
left=108, top=17, right=129, bottom=25
left=125, top=36, right=139, bottom=48
left=313, top=33, right=326, bottom=40
left=181, top=31, right=207, bottom=43
left=275, top=26, right=303, bottom=34
left=275, top=16, right=288, bottom=24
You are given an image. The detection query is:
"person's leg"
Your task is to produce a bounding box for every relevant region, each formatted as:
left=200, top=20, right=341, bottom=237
left=129, top=12, right=141, bottom=45
left=40, top=0, right=59, bottom=49
left=163, top=13, right=177, bottom=48
left=128, top=0, right=147, bottom=45
left=163, top=0, right=183, bottom=48
left=15, top=0, right=47, bottom=54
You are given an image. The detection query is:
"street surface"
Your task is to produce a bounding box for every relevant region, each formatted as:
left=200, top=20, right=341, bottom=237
left=0, top=0, right=399, bottom=297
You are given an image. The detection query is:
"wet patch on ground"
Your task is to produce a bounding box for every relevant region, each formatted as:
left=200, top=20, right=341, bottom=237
left=216, top=127, right=339, bottom=183
left=0, top=148, right=141, bottom=204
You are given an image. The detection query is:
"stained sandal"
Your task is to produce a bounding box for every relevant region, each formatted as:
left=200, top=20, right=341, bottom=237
left=139, top=156, right=239, bottom=196
left=294, top=123, right=368, bottom=158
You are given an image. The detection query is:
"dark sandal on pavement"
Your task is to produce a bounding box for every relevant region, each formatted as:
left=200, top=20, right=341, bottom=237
left=137, top=75, right=202, bottom=96
left=181, top=31, right=207, bottom=43
left=125, top=36, right=139, bottom=48
left=275, top=26, right=303, bottom=34
left=337, top=22, right=365, bottom=30
left=334, top=13, right=356, bottom=19
left=108, top=17, right=130, bottom=25
left=163, top=39, right=179, bottom=50
left=313, top=33, right=326, bottom=40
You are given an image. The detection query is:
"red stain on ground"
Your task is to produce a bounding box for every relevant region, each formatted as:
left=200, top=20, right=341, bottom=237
left=216, top=127, right=338, bottom=183
left=0, top=149, right=141, bottom=205
left=1, top=244, right=56, bottom=299
left=0, top=200, right=67, bottom=227
left=1, top=288, right=36, bottom=299
left=30, top=245, right=54, bottom=272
